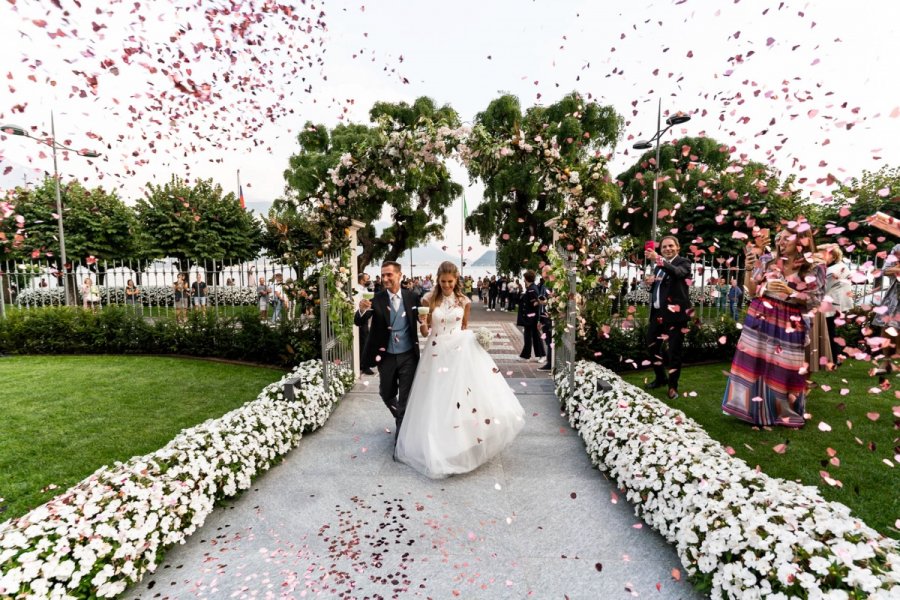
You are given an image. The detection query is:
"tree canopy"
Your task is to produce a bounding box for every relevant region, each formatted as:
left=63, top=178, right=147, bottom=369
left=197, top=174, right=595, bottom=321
left=818, top=165, right=900, bottom=255
left=612, top=136, right=804, bottom=258
left=135, top=176, right=261, bottom=271
left=0, top=177, right=140, bottom=265
left=281, top=97, right=464, bottom=273
left=464, top=91, right=623, bottom=274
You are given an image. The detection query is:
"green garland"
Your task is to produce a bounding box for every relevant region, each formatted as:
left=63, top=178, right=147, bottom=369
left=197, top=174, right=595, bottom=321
left=319, top=247, right=355, bottom=347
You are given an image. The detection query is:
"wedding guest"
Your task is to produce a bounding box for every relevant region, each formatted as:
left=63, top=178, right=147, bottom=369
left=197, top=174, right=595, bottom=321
left=355, top=272, right=375, bottom=375
left=488, top=276, right=499, bottom=311
left=821, top=244, right=853, bottom=365
left=727, top=278, right=743, bottom=320
left=873, top=243, right=900, bottom=383
left=644, top=236, right=691, bottom=399
left=125, top=279, right=142, bottom=314
left=173, top=273, right=189, bottom=323
left=257, top=276, right=269, bottom=321
left=805, top=249, right=833, bottom=374
left=537, top=266, right=553, bottom=371
left=518, top=270, right=545, bottom=361
left=81, top=276, right=100, bottom=312
left=269, top=273, right=285, bottom=323
left=722, top=223, right=825, bottom=428
left=191, top=273, right=208, bottom=314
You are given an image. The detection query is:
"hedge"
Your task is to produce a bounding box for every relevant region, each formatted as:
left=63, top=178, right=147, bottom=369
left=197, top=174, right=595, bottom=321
left=0, top=307, right=319, bottom=367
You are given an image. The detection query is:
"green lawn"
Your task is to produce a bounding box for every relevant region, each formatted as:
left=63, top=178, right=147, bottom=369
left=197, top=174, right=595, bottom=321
left=620, top=361, right=899, bottom=539
left=0, top=355, right=283, bottom=522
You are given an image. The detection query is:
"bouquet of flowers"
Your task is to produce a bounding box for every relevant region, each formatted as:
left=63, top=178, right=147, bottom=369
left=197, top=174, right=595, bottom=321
left=475, top=327, right=493, bottom=350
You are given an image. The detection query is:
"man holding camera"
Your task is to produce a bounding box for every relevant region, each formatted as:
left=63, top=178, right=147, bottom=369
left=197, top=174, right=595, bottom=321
left=644, top=237, right=692, bottom=399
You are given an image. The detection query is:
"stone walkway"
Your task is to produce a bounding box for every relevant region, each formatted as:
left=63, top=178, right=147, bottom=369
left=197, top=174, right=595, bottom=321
left=124, top=303, right=700, bottom=599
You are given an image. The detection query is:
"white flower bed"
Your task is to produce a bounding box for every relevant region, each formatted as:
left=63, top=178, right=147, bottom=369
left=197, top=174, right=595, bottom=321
left=556, top=360, right=900, bottom=599
left=0, top=360, right=353, bottom=599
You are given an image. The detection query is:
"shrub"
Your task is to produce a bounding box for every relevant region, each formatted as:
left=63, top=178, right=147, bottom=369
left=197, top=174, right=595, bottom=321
left=577, top=316, right=741, bottom=372
left=0, top=307, right=319, bottom=367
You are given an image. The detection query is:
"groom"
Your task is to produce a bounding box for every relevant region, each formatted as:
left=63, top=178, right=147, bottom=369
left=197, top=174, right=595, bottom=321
left=355, top=261, right=421, bottom=443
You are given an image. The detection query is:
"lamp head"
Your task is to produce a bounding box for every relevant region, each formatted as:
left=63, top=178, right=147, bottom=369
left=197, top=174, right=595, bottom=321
left=79, top=150, right=101, bottom=158
left=632, top=140, right=653, bottom=150
left=665, top=113, right=691, bottom=126
left=0, top=124, right=28, bottom=137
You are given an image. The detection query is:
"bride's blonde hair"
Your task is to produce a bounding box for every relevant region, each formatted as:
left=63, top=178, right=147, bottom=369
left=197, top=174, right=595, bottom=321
left=426, top=261, right=466, bottom=313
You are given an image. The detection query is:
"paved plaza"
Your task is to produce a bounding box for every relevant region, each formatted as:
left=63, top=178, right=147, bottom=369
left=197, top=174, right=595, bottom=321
left=124, top=300, right=700, bottom=599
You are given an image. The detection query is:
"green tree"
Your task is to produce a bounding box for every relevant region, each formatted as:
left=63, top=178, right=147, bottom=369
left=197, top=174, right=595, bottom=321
left=820, top=165, right=900, bottom=255
left=464, top=91, right=623, bottom=274
left=282, top=96, right=464, bottom=273
left=0, top=177, right=142, bottom=285
left=612, top=136, right=803, bottom=258
left=135, top=176, right=261, bottom=273
left=260, top=203, right=328, bottom=278
left=281, top=121, right=383, bottom=271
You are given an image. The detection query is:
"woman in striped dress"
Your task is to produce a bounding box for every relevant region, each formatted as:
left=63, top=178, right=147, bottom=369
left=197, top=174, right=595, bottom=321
left=722, top=224, right=825, bottom=428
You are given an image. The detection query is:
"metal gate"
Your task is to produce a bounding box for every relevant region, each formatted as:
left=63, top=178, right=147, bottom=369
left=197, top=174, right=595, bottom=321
left=318, top=251, right=355, bottom=390
left=553, top=255, right=578, bottom=393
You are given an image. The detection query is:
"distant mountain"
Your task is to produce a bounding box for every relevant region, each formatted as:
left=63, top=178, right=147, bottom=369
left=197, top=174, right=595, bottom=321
left=471, top=250, right=496, bottom=267
left=396, top=244, right=459, bottom=265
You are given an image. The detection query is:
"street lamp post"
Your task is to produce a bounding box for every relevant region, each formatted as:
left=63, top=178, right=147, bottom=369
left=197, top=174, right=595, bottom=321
left=1, top=113, right=101, bottom=305
left=631, top=99, right=691, bottom=243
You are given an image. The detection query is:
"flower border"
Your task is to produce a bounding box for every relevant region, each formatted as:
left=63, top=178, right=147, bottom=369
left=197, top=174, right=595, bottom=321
left=0, top=360, right=354, bottom=598
left=555, top=360, right=900, bottom=599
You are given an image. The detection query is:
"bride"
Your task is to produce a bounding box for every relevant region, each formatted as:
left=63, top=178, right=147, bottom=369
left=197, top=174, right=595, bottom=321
left=395, top=261, right=525, bottom=478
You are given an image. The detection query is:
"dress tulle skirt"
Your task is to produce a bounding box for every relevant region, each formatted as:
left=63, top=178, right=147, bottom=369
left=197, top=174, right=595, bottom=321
left=721, top=296, right=809, bottom=427
left=396, top=329, right=525, bottom=478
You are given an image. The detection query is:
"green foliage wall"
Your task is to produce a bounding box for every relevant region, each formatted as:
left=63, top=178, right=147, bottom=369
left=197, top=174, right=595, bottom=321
left=0, top=308, right=319, bottom=367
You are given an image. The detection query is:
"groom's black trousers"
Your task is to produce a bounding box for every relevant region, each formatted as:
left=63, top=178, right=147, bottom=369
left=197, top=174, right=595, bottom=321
left=377, top=349, right=418, bottom=438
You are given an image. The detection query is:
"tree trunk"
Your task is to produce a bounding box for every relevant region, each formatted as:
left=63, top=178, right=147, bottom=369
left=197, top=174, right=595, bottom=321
left=383, top=226, right=408, bottom=263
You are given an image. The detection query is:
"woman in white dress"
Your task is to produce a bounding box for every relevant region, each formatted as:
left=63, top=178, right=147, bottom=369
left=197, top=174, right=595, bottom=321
left=395, top=261, right=525, bottom=479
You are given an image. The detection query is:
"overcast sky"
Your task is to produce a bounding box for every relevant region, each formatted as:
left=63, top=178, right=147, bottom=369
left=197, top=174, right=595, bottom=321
left=2, top=0, right=899, bottom=259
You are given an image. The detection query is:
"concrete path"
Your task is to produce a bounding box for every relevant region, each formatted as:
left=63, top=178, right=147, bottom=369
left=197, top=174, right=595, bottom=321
left=124, top=303, right=701, bottom=599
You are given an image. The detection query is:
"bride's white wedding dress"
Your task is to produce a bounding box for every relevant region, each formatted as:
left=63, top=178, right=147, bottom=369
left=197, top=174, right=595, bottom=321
left=395, top=293, right=525, bottom=478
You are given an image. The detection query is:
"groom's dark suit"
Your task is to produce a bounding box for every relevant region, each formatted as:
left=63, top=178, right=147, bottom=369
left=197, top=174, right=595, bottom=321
left=355, top=288, right=421, bottom=436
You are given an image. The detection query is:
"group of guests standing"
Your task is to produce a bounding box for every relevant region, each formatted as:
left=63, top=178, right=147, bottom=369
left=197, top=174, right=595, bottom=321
left=644, top=222, right=898, bottom=430
left=475, top=275, right=522, bottom=313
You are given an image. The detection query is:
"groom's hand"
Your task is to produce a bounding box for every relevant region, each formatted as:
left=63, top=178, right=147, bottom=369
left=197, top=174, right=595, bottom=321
left=358, top=298, right=372, bottom=312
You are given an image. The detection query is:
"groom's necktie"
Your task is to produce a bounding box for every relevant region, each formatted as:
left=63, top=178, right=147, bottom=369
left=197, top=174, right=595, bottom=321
left=391, top=293, right=401, bottom=313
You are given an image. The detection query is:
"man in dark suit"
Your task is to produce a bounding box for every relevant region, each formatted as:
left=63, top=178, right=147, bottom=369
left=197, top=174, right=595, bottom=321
left=354, top=273, right=375, bottom=375
left=355, top=261, right=421, bottom=443
left=644, top=236, right=692, bottom=399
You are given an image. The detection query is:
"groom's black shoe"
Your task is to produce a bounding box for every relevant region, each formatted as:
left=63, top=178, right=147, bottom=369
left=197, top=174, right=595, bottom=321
left=645, top=380, right=668, bottom=390
left=362, top=368, right=375, bottom=375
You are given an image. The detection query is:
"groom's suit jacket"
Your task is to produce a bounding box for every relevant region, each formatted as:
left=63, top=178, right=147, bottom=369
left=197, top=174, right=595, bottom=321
left=355, top=288, right=421, bottom=370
